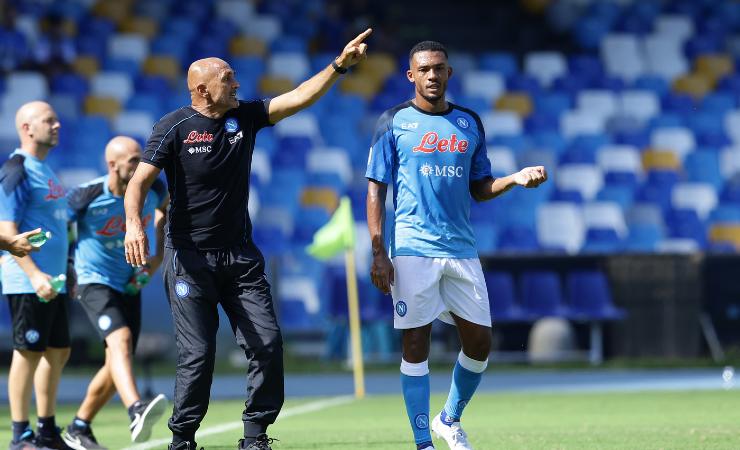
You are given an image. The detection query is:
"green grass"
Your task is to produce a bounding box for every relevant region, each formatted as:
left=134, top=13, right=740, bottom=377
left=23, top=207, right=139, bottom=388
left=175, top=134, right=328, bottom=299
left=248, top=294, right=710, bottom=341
left=2, top=390, right=740, bottom=449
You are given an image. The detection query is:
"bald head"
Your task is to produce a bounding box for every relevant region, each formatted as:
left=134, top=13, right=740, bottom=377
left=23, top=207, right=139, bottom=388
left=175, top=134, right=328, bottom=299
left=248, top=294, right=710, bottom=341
left=15, top=101, right=54, bottom=134
left=15, top=101, right=60, bottom=153
left=105, top=136, right=142, bottom=187
left=105, top=136, right=140, bottom=164
left=187, top=57, right=230, bottom=92
left=186, top=57, right=240, bottom=114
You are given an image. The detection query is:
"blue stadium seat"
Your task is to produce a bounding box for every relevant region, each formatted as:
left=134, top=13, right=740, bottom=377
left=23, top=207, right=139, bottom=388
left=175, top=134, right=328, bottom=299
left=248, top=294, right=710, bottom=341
left=50, top=73, right=89, bottom=100
left=708, top=204, right=740, bottom=224
left=484, top=271, right=529, bottom=322
left=126, top=93, right=166, bottom=119
left=566, top=270, right=626, bottom=320
left=624, top=223, right=663, bottom=252
left=478, top=52, right=517, bottom=78
left=506, top=75, right=542, bottom=96
left=684, top=151, right=722, bottom=190
left=497, top=226, right=539, bottom=253
left=471, top=221, right=498, bottom=255
left=293, top=206, right=331, bottom=244
left=665, top=208, right=707, bottom=247
left=596, top=185, right=634, bottom=209
left=519, top=270, right=572, bottom=318
left=582, top=228, right=622, bottom=253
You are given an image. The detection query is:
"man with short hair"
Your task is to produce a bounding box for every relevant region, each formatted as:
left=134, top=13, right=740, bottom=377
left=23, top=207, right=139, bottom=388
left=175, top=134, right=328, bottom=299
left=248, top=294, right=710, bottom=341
left=124, top=29, right=372, bottom=450
left=62, top=136, right=169, bottom=450
left=366, top=41, right=547, bottom=450
left=0, top=101, right=72, bottom=450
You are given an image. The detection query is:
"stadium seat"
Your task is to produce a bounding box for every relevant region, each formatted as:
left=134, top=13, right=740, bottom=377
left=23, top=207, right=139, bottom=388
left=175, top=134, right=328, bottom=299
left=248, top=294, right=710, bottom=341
left=596, top=145, right=641, bottom=175
left=536, top=202, right=585, bottom=253
left=274, top=112, right=321, bottom=142
left=471, top=221, right=498, bottom=255
left=461, top=71, right=505, bottom=103
left=673, top=73, right=713, bottom=99
left=91, top=72, right=133, bottom=103
left=300, top=188, right=339, bottom=213
left=7, top=71, right=49, bottom=100
left=83, top=96, right=121, bottom=120
left=495, top=93, right=533, bottom=117
left=480, top=111, right=522, bottom=136
left=561, top=110, right=605, bottom=137
left=259, top=76, right=294, bottom=97
left=566, top=270, right=625, bottom=321
left=519, top=270, right=572, bottom=317
left=643, top=33, right=689, bottom=81
left=488, top=147, right=517, bottom=176
left=108, top=33, right=149, bottom=63
left=601, top=34, right=645, bottom=81
left=577, top=90, right=618, bottom=121
left=656, top=238, right=700, bottom=253
left=650, top=127, right=695, bottom=161
left=556, top=164, right=604, bottom=201
left=709, top=224, right=740, bottom=250
left=684, top=151, right=722, bottom=190
left=655, top=14, right=694, bottom=41
left=497, top=226, right=540, bottom=253
left=525, top=52, right=567, bottom=87
left=641, top=150, right=681, bottom=172
left=624, top=222, right=663, bottom=252
left=268, top=52, right=310, bottom=84
left=619, top=90, right=660, bottom=122
left=112, top=111, right=154, bottom=141
left=306, top=147, right=352, bottom=185
left=671, top=182, right=718, bottom=220
left=484, top=271, right=529, bottom=322
left=583, top=202, right=627, bottom=237
left=245, top=14, right=282, bottom=44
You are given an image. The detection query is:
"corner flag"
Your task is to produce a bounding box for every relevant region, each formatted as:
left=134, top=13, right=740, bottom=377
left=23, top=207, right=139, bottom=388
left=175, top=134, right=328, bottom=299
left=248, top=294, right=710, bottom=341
left=306, top=196, right=365, bottom=399
left=306, top=196, right=356, bottom=260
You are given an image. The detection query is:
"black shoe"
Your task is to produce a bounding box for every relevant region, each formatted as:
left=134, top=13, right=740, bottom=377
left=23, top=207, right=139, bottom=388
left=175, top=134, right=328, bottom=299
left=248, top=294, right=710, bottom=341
left=237, top=434, right=278, bottom=450
left=61, top=425, right=107, bottom=450
left=33, top=428, right=72, bottom=450
left=9, top=429, right=39, bottom=450
left=129, top=394, right=168, bottom=443
left=167, top=442, right=202, bottom=450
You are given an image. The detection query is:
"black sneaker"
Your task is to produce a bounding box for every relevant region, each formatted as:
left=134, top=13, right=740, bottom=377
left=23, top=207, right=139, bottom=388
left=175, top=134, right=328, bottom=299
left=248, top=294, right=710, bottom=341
left=33, top=428, right=72, bottom=450
left=167, top=442, right=202, bottom=450
left=237, top=434, right=278, bottom=450
left=61, top=425, right=107, bottom=450
left=129, top=394, right=168, bottom=443
left=9, top=429, right=39, bottom=450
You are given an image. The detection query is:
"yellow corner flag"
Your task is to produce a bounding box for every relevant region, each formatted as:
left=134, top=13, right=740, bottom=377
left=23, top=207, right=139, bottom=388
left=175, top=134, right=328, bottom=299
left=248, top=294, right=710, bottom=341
left=306, top=196, right=365, bottom=399
left=306, top=196, right=356, bottom=260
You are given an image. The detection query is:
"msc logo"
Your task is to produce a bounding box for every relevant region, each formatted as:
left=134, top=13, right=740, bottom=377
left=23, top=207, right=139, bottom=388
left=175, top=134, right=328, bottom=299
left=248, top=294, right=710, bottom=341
left=395, top=300, right=407, bottom=317
left=187, top=146, right=212, bottom=154
left=419, top=163, right=464, bottom=178
left=414, top=414, right=429, bottom=430
left=413, top=132, right=468, bottom=153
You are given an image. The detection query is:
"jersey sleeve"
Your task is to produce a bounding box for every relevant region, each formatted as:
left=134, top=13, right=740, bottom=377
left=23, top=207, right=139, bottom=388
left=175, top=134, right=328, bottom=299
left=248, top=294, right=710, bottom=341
left=0, top=155, right=29, bottom=223
left=469, top=114, right=492, bottom=181
left=142, top=116, right=177, bottom=168
left=238, top=99, right=272, bottom=132
left=66, top=182, right=103, bottom=223
left=365, top=109, right=397, bottom=184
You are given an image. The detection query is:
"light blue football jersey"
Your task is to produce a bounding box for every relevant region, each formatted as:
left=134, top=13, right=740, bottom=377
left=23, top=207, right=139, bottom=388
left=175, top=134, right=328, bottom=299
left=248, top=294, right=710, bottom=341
left=0, top=149, right=69, bottom=294
left=365, top=101, right=492, bottom=258
left=68, top=175, right=166, bottom=292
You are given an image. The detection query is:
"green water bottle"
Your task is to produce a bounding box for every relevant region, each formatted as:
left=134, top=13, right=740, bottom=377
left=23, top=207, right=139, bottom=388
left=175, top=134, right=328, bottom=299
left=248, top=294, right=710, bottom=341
left=124, top=267, right=151, bottom=295
left=39, top=274, right=66, bottom=303
left=28, top=231, right=51, bottom=248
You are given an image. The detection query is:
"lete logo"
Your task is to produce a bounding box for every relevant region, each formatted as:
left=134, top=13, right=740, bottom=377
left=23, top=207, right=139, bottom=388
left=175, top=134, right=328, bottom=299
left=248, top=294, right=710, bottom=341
left=183, top=130, right=214, bottom=144
left=44, top=179, right=65, bottom=200
left=412, top=132, right=468, bottom=153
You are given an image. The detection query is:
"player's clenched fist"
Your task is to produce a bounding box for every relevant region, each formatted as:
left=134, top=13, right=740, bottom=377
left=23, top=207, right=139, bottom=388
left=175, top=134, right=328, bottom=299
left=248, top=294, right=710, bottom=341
left=514, top=166, right=548, bottom=188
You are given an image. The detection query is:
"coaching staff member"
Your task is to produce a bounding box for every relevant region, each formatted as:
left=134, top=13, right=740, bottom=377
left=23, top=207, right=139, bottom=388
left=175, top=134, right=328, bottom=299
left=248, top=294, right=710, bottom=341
left=124, top=29, right=372, bottom=450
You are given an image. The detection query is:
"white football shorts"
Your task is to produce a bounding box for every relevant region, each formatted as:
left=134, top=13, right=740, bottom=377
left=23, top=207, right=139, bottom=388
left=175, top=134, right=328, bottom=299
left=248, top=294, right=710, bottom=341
left=390, top=255, right=492, bottom=329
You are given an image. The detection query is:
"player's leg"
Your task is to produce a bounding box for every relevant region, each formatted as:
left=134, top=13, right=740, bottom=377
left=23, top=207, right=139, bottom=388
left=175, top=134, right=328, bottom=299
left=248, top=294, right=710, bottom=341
left=393, top=256, right=446, bottom=450
left=222, top=246, right=283, bottom=449
left=432, top=259, right=492, bottom=449
left=165, top=247, right=220, bottom=449
left=32, top=293, right=72, bottom=449
left=8, top=348, right=43, bottom=447
left=63, top=358, right=115, bottom=450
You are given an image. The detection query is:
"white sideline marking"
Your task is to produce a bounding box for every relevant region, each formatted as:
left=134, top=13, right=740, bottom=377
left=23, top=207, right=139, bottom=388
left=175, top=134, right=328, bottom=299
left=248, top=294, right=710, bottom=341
left=122, top=395, right=355, bottom=450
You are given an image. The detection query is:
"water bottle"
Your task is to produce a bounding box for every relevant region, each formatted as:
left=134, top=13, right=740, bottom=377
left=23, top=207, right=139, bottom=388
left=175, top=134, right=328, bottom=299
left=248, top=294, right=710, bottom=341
left=28, top=231, right=51, bottom=248
left=124, top=266, right=151, bottom=295
left=38, top=274, right=66, bottom=303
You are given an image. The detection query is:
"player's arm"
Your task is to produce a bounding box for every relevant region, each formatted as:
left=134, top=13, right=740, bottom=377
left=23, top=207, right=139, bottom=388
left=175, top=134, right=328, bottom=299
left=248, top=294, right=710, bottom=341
left=367, top=179, right=394, bottom=294
left=267, top=28, right=371, bottom=124
left=470, top=166, right=548, bottom=202
left=0, top=221, right=55, bottom=299
left=124, top=163, right=161, bottom=267
left=0, top=228, right=40, bottom=257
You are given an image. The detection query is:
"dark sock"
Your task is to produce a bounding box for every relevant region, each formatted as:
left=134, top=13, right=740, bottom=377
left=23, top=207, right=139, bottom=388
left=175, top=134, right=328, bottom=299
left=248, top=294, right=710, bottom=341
left=417, top=442, right=433, bottom=450
left=12, top=421, right=31, bottom=442
left=128, top=401, right=142, bottom=421
left=37, top=416, right=56, bottom=437
left=71, top=416, right=91, bottom=431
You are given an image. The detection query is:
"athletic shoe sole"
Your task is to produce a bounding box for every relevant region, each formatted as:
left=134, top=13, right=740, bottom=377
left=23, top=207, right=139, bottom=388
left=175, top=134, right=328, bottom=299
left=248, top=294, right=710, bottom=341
left=131, top=394, right=168, bottom=443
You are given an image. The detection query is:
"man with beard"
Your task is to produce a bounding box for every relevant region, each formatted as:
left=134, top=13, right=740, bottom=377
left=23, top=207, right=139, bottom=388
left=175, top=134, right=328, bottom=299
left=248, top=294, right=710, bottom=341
left=62, top=136, right=168, bottom=450
left=366, top=41, right=547, bottom=450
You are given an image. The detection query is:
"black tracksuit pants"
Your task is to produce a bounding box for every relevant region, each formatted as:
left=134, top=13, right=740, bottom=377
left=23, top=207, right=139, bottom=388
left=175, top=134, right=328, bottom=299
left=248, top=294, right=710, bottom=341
left=163, top=243, right=284, bottom=443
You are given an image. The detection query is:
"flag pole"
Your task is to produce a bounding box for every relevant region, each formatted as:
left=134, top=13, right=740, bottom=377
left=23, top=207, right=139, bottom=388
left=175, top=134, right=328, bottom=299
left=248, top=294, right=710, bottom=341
left=344, top=247, right=365, bottom=399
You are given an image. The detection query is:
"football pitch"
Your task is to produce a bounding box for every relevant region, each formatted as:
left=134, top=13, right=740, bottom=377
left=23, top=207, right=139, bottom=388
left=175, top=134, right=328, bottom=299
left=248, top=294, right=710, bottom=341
left=2, top=390, right=740, bottom=449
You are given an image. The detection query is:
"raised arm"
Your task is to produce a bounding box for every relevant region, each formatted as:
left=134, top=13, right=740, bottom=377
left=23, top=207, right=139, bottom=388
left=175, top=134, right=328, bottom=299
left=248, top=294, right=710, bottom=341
left=470, top=166, right=548, bottom=202
left=368, top=179, right=393, bottom=294
left=124, top=163, right=161, bottom=266
left=267, top=28, right=372, bottom=124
